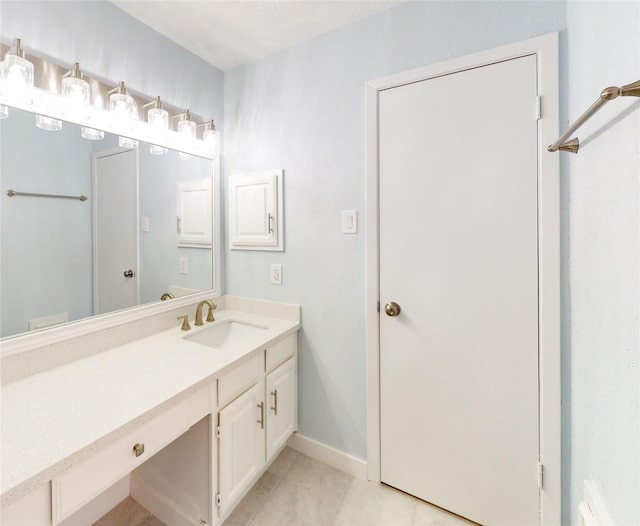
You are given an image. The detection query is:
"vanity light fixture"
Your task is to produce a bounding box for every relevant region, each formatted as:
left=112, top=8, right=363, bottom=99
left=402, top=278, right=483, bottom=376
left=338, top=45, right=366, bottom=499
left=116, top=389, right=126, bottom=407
left=81, top=126, right=104, bottom=140
left=108, top=81, right=135, bottom=119
left=61, top=62, right=90, bottom=111
left=0, top=38, right=34, bottom=104
left=0, top=39, right=218, bottom=157
left=176, top=109, right=197, bottom=139
left=199, top=119, right=218, bottom=154
left=35, top=114, right=62, bottom=131
left=109, top=81, right=138, bottom=148
left=144, top=96, right=169, bottom=155
left=175, top=110, right=196, bottom=159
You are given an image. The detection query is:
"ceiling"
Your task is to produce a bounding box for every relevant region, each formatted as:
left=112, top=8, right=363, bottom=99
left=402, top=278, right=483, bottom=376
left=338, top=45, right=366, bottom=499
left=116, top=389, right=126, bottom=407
left=112, top=1, right=406, bottom=72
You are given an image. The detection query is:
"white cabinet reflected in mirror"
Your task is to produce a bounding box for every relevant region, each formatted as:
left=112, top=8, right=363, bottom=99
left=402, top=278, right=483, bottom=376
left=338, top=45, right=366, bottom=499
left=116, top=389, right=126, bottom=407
left=1, top=106, right=216, bottom=339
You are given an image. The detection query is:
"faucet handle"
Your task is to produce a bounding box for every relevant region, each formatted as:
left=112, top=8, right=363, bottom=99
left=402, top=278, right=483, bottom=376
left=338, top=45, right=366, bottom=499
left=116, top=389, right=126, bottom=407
left=206, top=302, right=217, bottom=322
left=177, top=315, right=191, bottom=331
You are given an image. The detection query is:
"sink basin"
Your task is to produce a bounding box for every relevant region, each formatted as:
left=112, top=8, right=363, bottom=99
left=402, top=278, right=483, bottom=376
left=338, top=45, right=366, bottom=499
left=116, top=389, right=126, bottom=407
left=184, top=320, right=268, bottom=349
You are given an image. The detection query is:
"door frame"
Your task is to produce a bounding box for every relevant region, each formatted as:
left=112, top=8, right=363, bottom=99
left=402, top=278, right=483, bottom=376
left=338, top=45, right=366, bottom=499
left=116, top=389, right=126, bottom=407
left=365, top=33, right=560, bottom=524
left=92, top=147, right=140, bottom=314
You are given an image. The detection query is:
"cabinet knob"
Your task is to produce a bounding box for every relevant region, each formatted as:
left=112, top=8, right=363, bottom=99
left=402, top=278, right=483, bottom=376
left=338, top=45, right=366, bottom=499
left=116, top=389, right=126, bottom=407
left=133, top=443, right=145, bottom=457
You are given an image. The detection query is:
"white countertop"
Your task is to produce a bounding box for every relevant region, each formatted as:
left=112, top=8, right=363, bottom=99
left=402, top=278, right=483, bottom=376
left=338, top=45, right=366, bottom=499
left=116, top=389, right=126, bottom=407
left=1, top=308, right=299, bottom=506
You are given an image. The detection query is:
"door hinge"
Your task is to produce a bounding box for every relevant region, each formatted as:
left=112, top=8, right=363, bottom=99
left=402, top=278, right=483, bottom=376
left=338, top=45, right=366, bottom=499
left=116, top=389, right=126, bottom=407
left=535, top=96, right=542, bottom=120
left=216, top=492, right=221, bottom=507
left=216, top=425, right=221, bottom=438
left=377, top=301, right=380, bottom=313
left=537, top=462, right=544, bottom=489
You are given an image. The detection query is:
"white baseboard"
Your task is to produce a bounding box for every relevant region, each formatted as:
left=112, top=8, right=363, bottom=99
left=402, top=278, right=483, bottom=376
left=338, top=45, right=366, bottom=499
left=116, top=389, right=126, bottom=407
left=579, top=480, right=615, bottom=526
left=287, top=433, right=368, bottom=480
left=131, top=472, right=203, bottom=526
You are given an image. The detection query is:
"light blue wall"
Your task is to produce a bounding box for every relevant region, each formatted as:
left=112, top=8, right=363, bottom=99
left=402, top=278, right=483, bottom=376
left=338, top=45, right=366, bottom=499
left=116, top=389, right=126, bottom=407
left=224, top=0, right=565, bottom=463
left=564, top=2, right=640, bottom=525
left=0, top=109, right=93, bottom=337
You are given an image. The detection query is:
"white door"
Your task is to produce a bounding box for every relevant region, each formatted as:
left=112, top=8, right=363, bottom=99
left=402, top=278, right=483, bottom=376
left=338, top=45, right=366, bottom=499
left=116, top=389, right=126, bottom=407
left=379, top=56, right=539, bottom=525
left=218, top=380, right=266, bottom=517
left=93, top=149, right=139, bottom=314
left=266, top=358, right=297, bottom=461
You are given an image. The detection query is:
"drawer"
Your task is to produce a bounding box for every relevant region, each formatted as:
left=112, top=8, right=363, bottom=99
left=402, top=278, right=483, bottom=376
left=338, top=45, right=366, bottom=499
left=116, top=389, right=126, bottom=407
left=266, top=334, right=296, bottom=373
left=52, top=387, right=209, bottom=523
left=217, top=352, right=264, bottom=408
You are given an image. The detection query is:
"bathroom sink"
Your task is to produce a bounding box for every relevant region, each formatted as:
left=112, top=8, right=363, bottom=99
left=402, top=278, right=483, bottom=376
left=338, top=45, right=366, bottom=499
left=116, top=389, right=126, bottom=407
left=184, top=320, right=268, bottom=349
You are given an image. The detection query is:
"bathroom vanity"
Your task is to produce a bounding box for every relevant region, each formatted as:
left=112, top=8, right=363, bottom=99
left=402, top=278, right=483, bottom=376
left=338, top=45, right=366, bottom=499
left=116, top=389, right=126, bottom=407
left=1, top=297, right=300, bottom=526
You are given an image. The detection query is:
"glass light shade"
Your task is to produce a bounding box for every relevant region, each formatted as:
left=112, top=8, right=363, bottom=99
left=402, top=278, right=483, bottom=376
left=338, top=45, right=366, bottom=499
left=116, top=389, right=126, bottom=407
left=204, top=127, right=218, bottom=152
left=109, top=92, right=135, bottom=119
left=148, top=107, right=169, bottom=131
left=35, top=114, right=62, bottom=131
left=62, top=76, right=90, bottom=108
left=178, top=118, right=196, bottom=140
left=119, top=136, right=138, bottom=149
left=150, top=144, right=168, bottom=155
left=81, top=127, right=104, bottom=140
left=0, top=54, right=34, bottom=104
left=0, top=104, right=8, bottom=119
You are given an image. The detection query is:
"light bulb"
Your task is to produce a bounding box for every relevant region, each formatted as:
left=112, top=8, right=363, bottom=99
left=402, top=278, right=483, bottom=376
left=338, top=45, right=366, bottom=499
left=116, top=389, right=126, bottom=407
left=0, top=105, right=8, bottom=119
left=35, top=114, right=62, bottom=131
left=81, top=127, right=104, bottom=140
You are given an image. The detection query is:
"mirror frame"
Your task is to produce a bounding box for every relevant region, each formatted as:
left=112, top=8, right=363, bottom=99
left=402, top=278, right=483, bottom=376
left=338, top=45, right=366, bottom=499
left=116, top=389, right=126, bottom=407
left=0, top=64, right=221, bottom=356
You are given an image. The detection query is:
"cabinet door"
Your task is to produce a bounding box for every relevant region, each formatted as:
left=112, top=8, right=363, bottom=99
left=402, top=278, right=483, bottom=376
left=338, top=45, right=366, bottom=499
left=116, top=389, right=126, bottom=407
left=266, top=357, right=297, bottom=461
left=176, top=179, right=212, bottom=247
left=218, top=380, right=266, bottom=517
left=228, top=170, right=283, bottom=251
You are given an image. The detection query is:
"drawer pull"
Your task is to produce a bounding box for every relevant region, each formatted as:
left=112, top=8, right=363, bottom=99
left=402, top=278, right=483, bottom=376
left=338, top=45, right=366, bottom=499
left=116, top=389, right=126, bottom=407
left=133, top=443, right=145, bottom=457
left=257, top=402, right=265, bottom=429
left=271, top=389, right=278, bottom=415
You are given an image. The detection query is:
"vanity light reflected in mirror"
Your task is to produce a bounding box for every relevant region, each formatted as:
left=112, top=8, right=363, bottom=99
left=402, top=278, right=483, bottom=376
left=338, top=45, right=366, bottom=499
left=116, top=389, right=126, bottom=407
left=35, top=114, right=62, bottom=131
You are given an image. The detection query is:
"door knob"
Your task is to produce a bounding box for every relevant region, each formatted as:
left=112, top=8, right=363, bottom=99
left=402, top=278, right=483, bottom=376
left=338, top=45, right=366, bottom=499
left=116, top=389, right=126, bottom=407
left=123, top=269, right=135, bottom=278
left=384, top=302, right=401, bottom=317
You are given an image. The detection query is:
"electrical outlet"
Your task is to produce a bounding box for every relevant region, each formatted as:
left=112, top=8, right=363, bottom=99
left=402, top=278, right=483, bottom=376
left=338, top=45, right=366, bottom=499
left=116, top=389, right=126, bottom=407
left=270, top=264, right=282, bottom=285
left=141, top=216, right=149, bottom=232
left=180, top=257, right=188, bottom=274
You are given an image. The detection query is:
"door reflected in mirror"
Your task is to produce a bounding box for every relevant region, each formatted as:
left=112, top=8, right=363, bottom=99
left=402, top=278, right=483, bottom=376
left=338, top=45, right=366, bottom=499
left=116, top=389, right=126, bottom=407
left=0, top=106, right=214, bottom=338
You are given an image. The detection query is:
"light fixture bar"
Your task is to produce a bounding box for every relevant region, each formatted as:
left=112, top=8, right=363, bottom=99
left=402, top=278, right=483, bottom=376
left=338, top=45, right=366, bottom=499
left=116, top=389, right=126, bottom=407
left=0, top=41, right=213, bottom=140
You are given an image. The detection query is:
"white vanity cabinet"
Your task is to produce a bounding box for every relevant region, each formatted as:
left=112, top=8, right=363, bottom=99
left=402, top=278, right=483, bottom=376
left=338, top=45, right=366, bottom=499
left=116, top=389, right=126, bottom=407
left=216, top=334, right=297, bottom=521
left=52, top=387, right=210, bottom=525
left=266, top=357, right=296, bottom=460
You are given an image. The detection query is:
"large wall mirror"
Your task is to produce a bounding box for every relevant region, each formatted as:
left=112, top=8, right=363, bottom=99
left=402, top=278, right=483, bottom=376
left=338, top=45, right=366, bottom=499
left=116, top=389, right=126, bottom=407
left=0, top=104, right=219, bottom=341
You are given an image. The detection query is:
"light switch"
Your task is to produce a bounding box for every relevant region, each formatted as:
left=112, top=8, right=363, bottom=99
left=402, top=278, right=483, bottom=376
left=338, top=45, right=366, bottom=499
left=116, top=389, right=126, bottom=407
left=180, top=257, right=188, bottom=274
left=342, top=210, right=358, bottom=234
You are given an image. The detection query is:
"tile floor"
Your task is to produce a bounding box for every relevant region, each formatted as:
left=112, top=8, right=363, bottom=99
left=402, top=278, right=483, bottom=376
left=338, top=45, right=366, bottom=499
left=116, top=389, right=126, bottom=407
left=95, top=447, right=474, bottom=526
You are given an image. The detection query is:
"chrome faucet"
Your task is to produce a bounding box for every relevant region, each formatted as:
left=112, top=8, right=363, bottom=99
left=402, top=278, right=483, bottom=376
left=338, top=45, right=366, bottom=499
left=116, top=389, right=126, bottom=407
left=195, top=300, right=217, bottom=326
